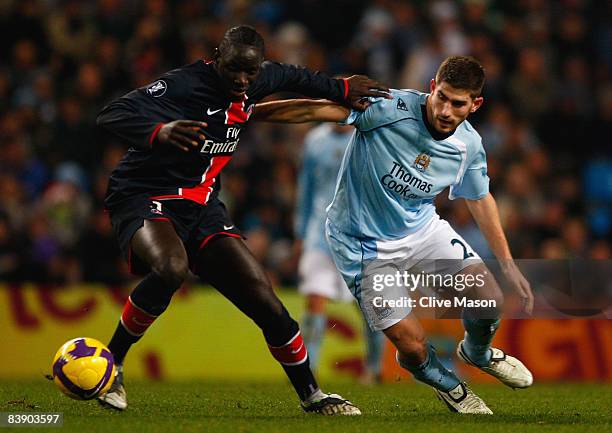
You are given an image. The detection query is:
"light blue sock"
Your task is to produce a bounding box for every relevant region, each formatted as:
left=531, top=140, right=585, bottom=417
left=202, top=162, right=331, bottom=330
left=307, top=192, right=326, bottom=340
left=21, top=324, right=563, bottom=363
left=301, top=313, right=326, bottom=369
left=364, top=325, right=384, bottom=375
left=397, top=343, right=461, bottom=392
left=461, top=308, right=501, bottom=367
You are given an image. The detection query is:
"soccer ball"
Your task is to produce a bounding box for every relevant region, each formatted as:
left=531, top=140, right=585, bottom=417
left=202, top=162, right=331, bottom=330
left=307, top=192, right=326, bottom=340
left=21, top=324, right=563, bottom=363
left=52, top=337, right=116, bottom=400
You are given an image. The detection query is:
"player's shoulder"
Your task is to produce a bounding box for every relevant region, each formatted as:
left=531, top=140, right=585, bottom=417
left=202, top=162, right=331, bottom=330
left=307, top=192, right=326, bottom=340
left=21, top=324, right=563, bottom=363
left=259, top=60, right=285, bottom=75
left=455, top=119, right=483, bottom=150
left=142, top=61, right=203, bottom=96
left=355, top=88, right=424, bottom=130
left=260, top=60, right=279, bottom=68
left=160, top=60, right=204, bottom=79
left=457, top=119, right=482, bottom=143
left=369, top=88, right=424, bottom=114
left=392, top=88, right=426, bottom=108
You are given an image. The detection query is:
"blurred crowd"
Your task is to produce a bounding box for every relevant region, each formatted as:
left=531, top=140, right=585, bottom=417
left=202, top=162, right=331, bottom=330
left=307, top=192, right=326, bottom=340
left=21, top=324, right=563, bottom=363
left=0, top=0, right=610, bottom=286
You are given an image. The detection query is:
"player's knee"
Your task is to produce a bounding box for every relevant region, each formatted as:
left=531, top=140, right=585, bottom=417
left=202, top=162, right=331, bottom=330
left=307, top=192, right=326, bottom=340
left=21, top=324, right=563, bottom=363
left=492, top=279, right=505, bottom=310
left=481, top=273, right=505, bottom=311
left=492, top=291, right=504, bottom=312
left=402, top=336, right=427, bottom=364
left=397, top=335, right=427, bottom=363
left=396, top=340, right=427, bottom=367
left=152, top=255, right=189, bottom=289
left=385, top=324, right=427, bottom=364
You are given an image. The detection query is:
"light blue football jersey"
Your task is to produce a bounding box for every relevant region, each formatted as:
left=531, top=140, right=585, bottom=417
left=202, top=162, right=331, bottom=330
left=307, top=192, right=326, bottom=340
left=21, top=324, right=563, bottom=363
left=295, top=124, right=353, bottom=253
left=327, top=89, right=489, bottom=240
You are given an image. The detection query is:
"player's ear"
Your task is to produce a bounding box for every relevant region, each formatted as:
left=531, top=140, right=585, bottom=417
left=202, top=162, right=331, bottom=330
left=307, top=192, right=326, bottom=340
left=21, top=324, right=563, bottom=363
left=470, top=96, right=484, bottom=113
left=213, top=48, right=220, bottom=62
left=429, top=79, right=436, bottom=93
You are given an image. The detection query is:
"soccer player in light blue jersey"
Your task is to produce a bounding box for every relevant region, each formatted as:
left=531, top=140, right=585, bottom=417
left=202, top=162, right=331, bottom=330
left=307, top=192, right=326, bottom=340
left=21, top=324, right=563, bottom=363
left=254, top=56, right=534, bottom=414
left=295, top=123, right=384, bottom=382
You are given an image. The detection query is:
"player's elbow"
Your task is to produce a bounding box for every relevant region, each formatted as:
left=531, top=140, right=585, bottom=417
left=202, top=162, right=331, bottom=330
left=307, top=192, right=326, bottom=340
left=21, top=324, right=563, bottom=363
left=95, top=113, right=104, bottom=128
left=96, top=110, right=110, bottom=130
left=96, top=101, right=132, bottom=130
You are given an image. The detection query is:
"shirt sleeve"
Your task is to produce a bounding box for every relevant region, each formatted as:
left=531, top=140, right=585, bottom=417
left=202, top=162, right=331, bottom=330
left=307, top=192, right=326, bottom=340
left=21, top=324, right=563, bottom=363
left=343, top=97, right=386, bottom=130
left=294, top=141, right=316, bottom=240
left=259, top=61, right=347, bottom=103
left=449, top=143, right=490, bottom=200
left=96, top=70, right=190, bottom=149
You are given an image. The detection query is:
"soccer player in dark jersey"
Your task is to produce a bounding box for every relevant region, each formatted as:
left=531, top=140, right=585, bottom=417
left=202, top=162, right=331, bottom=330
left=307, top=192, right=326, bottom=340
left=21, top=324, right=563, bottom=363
left=96, top=25, right=389, bottom=415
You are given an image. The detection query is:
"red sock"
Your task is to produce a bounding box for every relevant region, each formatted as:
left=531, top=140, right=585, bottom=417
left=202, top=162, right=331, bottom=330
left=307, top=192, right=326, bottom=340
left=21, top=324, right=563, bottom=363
left=268, top=331, right=308, bottom=366
left=120, top=296, right=158, bottom=337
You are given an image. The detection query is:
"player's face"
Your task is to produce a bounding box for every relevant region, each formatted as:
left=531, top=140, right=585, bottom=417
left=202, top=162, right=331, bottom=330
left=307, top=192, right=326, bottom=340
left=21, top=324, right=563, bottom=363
left=215, top=45, right=263, bottom=101
left=428, top=79, right=483, bottom=134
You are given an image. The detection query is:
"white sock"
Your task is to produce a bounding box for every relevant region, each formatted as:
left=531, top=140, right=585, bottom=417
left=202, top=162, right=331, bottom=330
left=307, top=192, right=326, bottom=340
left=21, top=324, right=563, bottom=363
left=304, top=389, right=327, bottom=404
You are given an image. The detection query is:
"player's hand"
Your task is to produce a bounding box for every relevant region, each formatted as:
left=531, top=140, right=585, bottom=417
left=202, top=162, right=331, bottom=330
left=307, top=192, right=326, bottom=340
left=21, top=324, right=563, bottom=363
left=156, top=120, right=208, bottom=152
left=501, top=261, right=534, bottom=315
left=345, top=75, right=391, bottom=110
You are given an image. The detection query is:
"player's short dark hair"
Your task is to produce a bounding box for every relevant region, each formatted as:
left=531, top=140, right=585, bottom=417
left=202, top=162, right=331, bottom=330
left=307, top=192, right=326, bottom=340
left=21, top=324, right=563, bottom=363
left=219, top=25, right=265, bottom=55
left=435, top=56, right=485, bottom=98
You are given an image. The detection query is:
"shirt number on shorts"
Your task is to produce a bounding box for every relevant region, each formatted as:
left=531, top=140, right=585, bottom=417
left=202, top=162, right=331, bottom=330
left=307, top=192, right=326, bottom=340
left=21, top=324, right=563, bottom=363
left=450, top=238, right=474, bottom=259
left=150, top=200, right=163, bottom=215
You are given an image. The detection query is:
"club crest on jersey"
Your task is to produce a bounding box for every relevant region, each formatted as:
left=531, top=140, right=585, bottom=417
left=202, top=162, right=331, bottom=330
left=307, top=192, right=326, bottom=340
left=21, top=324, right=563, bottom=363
left=149, top=201, right=163, bottom=215
left=397, top=98, right=408, bottom=112
left=146, top=80, right=167, bottom=98
left=413, top=152, right=431, bottom=172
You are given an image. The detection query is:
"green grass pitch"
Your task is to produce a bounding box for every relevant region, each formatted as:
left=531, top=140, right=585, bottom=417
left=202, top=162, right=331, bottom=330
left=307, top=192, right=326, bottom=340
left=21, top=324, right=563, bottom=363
left=1, top=380, right=610, bottom=433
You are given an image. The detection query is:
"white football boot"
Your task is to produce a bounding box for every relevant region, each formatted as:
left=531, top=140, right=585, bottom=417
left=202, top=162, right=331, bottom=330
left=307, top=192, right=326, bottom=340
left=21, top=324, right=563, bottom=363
left=435, top=382, right=493, bottom=414
left=302, top=392, right=362, bottom=415
left=457, top=340, right=533, bottom=389
left=98, top=366, right=127, bottom=410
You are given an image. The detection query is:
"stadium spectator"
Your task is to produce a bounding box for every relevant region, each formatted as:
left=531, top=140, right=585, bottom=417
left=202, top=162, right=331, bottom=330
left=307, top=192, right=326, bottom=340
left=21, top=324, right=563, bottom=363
left=0, top=0, right=609, bottom=286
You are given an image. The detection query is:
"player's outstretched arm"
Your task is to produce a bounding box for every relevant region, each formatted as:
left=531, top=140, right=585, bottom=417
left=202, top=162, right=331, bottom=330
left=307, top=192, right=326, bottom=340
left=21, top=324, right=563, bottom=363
left=465, top=193, right=534, bottom=314
left=252, top=99, right=351, bottom=123
left=263, top=62, right=390, bottom=111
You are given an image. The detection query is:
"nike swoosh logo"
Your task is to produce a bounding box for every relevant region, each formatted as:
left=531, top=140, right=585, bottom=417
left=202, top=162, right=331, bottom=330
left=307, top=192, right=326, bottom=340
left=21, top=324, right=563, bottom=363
left=132, top=317, right=152, bottom=327
left=290, top=343, right=304, bottom=354
left=223, top=224, right=235, bottom=230
left=207, top=108, right=222, bottom=115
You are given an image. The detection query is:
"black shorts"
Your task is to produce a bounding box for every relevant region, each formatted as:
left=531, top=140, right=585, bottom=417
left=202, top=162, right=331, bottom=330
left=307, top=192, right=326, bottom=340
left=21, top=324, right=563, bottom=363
left=108, top=195, right=243, bottom=275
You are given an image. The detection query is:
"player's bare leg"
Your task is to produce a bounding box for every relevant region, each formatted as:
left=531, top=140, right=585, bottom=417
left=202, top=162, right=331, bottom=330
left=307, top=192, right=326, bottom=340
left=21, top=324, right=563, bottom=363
left=99, top=220, right=189, bottom=410
left=301, top=294, right=328, bottom=369
left=195, top=237, right=360, bottom=415
left=457, top=264, right=533, bottom=388
left=385, top=314, right=492, bottom=414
